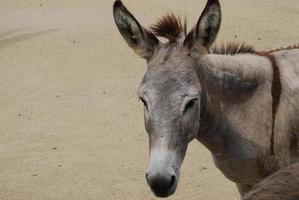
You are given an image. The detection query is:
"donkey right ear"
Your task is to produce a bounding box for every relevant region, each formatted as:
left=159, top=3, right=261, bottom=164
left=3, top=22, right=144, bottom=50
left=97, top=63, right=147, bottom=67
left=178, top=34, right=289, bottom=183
left=184, top=0, right=221, bottom=50
left=113, top=0, right=159, bottom=60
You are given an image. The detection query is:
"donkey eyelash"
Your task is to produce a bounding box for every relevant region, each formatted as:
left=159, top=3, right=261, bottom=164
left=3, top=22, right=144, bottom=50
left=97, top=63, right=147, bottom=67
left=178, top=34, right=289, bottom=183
left=184, top=99, right=197, bottom=111
left=181, top=98, right=198, bottom=115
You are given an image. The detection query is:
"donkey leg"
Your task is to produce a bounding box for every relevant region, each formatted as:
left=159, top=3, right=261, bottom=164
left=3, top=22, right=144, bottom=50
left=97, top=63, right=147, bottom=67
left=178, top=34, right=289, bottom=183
left=290, top=132, right=299, bottom=163
left=236, top=184, right=252, bottom=196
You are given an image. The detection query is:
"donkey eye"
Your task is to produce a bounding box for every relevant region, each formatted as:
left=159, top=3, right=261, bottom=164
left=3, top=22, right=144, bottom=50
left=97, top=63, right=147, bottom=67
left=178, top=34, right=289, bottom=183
left=183, top=99, right=197, bottom=114
left=139, top=97, right=148, bottom=109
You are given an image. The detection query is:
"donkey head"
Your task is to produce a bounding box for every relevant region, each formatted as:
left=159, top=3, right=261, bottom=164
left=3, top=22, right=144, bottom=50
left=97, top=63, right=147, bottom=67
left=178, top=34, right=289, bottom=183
left=113, top=0, right=221, bottom=197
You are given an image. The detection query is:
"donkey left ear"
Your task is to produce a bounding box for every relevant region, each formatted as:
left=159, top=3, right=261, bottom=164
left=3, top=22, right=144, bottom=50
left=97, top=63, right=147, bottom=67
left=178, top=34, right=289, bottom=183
left=184, top=0, right=221, bottom=50
left=113, top=0, right=159, bottom=60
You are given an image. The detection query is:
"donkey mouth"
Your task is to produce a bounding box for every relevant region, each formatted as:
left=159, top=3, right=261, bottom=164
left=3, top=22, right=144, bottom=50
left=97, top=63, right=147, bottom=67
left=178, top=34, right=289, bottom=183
left=152, top=186, right=176, bottom=198
left=150, top=183, right=176, bottom=198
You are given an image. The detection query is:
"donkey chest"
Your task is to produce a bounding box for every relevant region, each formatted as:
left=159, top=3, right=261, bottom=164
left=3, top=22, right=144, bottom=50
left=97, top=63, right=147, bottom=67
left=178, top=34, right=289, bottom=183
left=212, top=152, right=265, bottom=185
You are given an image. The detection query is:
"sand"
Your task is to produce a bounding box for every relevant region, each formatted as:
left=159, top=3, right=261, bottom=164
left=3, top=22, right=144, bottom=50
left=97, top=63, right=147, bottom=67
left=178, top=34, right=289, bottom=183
left=0, top=0, right=298, bottom=199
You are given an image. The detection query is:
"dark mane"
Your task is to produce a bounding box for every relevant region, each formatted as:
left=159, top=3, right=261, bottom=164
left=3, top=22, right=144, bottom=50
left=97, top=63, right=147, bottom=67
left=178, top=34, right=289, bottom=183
left=150, top=13, right=186, bottom=43
left=260, top=44, right=299, bottom=54
left=210, top=42, right=299, bottom=55
left=210, top=42, right=257, bottom=55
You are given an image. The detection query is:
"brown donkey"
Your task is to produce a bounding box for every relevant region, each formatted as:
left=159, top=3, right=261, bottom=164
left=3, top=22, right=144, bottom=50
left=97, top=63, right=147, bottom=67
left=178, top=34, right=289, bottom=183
left=113, top=0, right=299, bottom=197
left=242, top=163, right=299, bottom=200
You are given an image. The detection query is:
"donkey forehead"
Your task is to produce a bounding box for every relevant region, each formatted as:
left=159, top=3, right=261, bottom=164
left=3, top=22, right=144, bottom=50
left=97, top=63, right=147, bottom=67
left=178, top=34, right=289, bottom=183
left=138, top=52, right=201, bottom=97
left=149, top=43, right=188, bottom=66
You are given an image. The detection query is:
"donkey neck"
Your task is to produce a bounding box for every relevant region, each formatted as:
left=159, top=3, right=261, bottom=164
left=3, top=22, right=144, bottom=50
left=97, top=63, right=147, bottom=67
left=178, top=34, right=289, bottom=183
left=197, top=91, right=224, bottom=155
left=195, top=53, right=286, bottom=187
left=196, top=53, right=274, bottom=156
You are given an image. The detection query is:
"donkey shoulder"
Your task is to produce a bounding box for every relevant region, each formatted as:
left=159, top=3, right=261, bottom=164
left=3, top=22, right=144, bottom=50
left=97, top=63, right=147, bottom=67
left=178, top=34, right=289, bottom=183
left=270, top=49, right=299, bottom=163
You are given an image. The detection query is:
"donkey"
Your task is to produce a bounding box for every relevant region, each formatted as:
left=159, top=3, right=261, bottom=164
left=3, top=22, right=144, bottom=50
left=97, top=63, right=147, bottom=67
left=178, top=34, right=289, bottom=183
left=242, top=163, right=299, bottom=200
left=113, top=0, right=299, bottom=197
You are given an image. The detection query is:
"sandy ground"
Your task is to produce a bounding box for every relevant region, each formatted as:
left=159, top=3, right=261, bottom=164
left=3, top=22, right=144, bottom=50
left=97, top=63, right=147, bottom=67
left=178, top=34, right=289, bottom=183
left=0, top=0, right=298, bottom=199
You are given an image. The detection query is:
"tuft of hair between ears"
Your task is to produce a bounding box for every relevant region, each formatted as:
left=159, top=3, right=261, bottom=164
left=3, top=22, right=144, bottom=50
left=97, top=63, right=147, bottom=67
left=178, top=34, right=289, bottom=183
left=150, top=13, right=187, bottom=43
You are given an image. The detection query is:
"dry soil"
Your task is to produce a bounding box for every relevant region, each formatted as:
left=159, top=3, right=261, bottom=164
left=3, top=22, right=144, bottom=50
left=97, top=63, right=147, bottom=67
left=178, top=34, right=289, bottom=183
left=0, top=0, right=298, bottom=200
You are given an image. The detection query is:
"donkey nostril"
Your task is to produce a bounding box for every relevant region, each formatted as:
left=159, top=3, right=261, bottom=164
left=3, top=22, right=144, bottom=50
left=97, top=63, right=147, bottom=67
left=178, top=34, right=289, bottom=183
left=170, top=175, right=176, bottom=187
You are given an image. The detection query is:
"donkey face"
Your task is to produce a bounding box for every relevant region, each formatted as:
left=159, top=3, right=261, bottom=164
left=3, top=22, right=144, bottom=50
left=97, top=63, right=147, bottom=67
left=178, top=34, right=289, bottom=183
left=139, top=49, right=202, bottom=197
left=113, top=0, right=221, bottom=197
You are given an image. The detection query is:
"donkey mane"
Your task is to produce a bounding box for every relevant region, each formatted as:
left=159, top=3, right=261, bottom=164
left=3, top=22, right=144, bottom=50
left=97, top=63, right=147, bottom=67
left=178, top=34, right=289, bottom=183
left=261, top=44, right=299, bottom=54
left=210, top=42, right=299, bottom=55
left=210, top=42, right=257, bottom=55
left=150, top=13, right=186, bottom=43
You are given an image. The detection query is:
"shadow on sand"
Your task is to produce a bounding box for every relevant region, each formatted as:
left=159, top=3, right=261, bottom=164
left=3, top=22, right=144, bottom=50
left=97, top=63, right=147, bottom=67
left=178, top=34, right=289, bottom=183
left=0, top=28, right=58, bottom=49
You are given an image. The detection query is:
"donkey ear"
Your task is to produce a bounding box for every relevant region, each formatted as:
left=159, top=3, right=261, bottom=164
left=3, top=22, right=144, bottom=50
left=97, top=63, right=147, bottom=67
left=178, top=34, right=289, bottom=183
left=113, top=0, right=159, bottom=59
left=184, top=0, right=221, bottom=50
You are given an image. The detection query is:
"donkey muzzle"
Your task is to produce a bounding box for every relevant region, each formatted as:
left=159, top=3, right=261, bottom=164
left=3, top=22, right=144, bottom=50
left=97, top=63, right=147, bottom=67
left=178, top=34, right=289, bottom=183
left=146, top=171, right=177, bottom=197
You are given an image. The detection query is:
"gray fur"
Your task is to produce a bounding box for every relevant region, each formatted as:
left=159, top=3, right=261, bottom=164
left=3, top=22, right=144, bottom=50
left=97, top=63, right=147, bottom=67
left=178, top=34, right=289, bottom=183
left=113, top=0, right=299, bottom=197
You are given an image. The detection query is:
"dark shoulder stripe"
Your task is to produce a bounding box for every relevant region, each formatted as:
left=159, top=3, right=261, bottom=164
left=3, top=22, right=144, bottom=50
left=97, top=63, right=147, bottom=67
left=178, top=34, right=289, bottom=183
left=263, top=54, right=282, bottom=155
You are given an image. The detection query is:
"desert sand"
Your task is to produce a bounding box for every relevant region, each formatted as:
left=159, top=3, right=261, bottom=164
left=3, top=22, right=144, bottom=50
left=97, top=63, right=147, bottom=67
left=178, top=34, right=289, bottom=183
left=0, top=0, right=298, bottom=200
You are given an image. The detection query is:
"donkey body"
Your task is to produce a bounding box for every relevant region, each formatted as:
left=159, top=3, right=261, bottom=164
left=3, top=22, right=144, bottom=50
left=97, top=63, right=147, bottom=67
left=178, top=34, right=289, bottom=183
left=199, top=48, right=299, bottom=193
left=113, top=0, right=299, bottom=197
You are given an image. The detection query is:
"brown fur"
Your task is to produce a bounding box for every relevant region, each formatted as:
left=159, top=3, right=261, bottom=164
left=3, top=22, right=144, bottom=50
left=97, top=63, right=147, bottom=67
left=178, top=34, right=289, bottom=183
left=242, top=163, right=299, bottom=200
left=150, top=13, right=186, bottom=43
